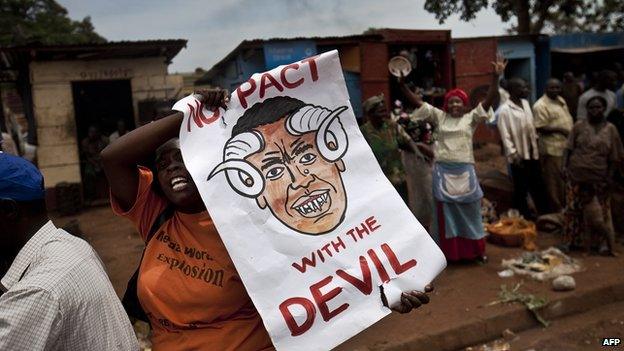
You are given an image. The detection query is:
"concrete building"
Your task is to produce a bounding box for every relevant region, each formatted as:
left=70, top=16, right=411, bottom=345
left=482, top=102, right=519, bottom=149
left=0, top=40, right=186, bottom=207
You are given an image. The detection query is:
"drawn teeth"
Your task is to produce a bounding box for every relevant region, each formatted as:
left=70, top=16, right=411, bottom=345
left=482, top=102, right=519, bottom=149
left=294, top=193, right=331, bottom=215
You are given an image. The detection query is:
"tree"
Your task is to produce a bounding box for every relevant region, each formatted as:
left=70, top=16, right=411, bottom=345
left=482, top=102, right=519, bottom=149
left=423, top=0, right=624, bottom=34
left=0, top=0, right=105, bottom=146
left=0, top=0, right=105, bottom=46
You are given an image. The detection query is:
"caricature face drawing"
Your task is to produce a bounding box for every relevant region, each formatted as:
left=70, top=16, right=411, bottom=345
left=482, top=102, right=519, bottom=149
left=208, top=96, right=350, bottom=235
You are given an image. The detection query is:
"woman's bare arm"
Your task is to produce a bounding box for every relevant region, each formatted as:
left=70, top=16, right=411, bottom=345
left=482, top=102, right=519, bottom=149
left=481, top=53, right=507, bottom=111
left=398, top=74, right=424, bottom=109
left=101, top=90, right=226, bottom=211
left=101, top=112, right=184, bottom=211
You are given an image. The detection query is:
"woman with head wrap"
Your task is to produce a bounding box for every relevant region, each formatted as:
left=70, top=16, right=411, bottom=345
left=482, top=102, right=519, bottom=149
left=561, top=96, right=623, bottom=256
left=360, top=94, right=413, bottom=202
left=398, top=54, right=507, bottom=262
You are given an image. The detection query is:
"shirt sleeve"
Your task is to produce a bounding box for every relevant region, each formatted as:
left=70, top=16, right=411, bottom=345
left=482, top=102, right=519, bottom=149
left=469, top=103, right=495, bottom=126
left=497, top=107, right=517, bottom=161
left=410, top=102, right=444, bottom=124
left=532, top=101, right=549, bottom=129
left=0, top=287, right=62, bottom=350
left=110, top=166, right=168, bottom=241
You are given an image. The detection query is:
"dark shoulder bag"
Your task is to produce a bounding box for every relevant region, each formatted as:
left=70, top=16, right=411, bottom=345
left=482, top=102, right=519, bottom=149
left=122, top=205, right=175, bottom=322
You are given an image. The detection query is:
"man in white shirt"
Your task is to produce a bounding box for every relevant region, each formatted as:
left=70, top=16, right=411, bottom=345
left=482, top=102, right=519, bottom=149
left=0, top=153, right=138, bottom=350
left=497, top=78, right=549, bottom=218
left=577, top=70, right=617, bottom=119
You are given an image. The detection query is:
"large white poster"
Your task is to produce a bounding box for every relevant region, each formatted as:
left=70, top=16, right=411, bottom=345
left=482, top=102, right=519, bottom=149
left=179, top=50, right=446, bottom=350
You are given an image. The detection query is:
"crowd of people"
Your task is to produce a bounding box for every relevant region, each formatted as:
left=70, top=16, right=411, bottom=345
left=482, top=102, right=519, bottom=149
left=0, top=90, right=433, bottom=350
left=1, top=53, right=623, bottom=349
left=361, top=63, right=624, bottom=262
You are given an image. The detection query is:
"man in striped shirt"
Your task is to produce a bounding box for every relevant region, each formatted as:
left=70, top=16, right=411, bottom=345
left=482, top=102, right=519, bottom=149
left=0, top=152, right=138, bottom=350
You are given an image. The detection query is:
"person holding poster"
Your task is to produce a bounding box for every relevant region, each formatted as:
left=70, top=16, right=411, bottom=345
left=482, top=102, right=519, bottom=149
left=400, top=54, right=507, bottom=262
left=101, top=88, right=434, bottom=350
left=178, top=51, right=444, bottom=350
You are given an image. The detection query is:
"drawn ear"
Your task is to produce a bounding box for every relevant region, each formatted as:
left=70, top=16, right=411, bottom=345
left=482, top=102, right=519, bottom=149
left=336, top=159, right=346, bottom=172
left=256, top=195, right=268, bottom=209
left=316, top=106, right=349, bottom=162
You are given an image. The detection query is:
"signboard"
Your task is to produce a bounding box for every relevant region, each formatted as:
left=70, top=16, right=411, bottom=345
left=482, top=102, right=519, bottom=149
left=263, top=41, right=317, bottom=70
left=178, top=50, right=445, bottom=350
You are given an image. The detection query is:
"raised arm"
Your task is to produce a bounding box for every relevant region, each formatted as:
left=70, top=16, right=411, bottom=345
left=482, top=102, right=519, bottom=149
left=481, top=53, right=507, bottom=111
left=398, top=73, right=424, bottom=109
left=101, top=90, right=227, bottom=211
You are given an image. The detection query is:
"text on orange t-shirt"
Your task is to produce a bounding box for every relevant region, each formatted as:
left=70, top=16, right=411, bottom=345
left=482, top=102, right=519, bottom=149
left=112, top=167, right=273, bottom=351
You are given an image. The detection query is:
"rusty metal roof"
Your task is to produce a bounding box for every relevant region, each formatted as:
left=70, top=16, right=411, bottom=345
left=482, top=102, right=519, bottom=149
left=0, top=39, right=187, bottom=70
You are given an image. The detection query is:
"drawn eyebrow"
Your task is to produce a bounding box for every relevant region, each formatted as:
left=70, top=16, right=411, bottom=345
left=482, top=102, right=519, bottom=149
left=290, top=138, right=303, bottom=149
left=261, top=157, right=283, bottom=171
left=293, top=143, right=313, bottom=157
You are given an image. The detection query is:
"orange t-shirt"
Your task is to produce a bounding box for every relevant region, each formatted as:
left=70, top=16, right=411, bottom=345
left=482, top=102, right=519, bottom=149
left=112, top=167, right=273, bottom=351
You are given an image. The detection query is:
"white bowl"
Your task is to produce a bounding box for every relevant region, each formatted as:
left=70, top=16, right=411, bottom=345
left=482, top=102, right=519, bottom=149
left=388, top=56, right=412, bottom=77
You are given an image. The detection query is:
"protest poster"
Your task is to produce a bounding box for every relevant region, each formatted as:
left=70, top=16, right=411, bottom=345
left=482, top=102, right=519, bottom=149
left=177, top=50, right=446, bottom=350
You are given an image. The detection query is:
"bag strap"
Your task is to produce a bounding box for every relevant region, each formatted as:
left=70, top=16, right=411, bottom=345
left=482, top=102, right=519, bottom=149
left=145, top=205, right=175, bottom=244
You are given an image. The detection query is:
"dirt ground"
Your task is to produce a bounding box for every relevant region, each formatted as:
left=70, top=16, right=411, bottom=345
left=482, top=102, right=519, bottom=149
left=49, top=143, right=623, bottom=350
left=467, top=301, right=624, bottom=351
left=52, top=205, right=624, bottom=351
left=473, top=142, right=507, bottom=178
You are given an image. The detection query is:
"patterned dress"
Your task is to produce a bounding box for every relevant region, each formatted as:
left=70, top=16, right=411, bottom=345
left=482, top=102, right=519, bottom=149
left=563, top=120, right=623, bottom=251
left=361, top=120, right=408, bottom=202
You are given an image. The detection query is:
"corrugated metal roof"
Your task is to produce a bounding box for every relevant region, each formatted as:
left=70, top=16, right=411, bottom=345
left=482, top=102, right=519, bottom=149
left=550, top=32, right=624, bottom=50
left=1, top=39, right=186, bottom=49
left=551, top=45, right=624, bottom=54
left=0, top=39, right=187, bottom=68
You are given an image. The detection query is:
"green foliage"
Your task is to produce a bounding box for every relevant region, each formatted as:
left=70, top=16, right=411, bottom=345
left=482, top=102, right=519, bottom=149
left=0, top=0, right=105, bottom=46
left=423, top=0, right=624, bottom=34
left=488, top=283, right=550, bottom=327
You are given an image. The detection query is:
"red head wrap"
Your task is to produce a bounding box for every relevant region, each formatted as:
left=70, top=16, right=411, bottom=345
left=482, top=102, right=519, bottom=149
left=443, top=88, right=469, bottom=112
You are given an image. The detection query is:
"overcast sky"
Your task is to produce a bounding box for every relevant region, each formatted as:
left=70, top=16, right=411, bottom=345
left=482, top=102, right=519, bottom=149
left=58, top=0, right=508, bottom=73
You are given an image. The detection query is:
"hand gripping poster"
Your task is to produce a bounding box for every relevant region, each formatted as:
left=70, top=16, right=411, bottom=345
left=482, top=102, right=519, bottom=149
left=178, top=50, right=446, bottom=350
